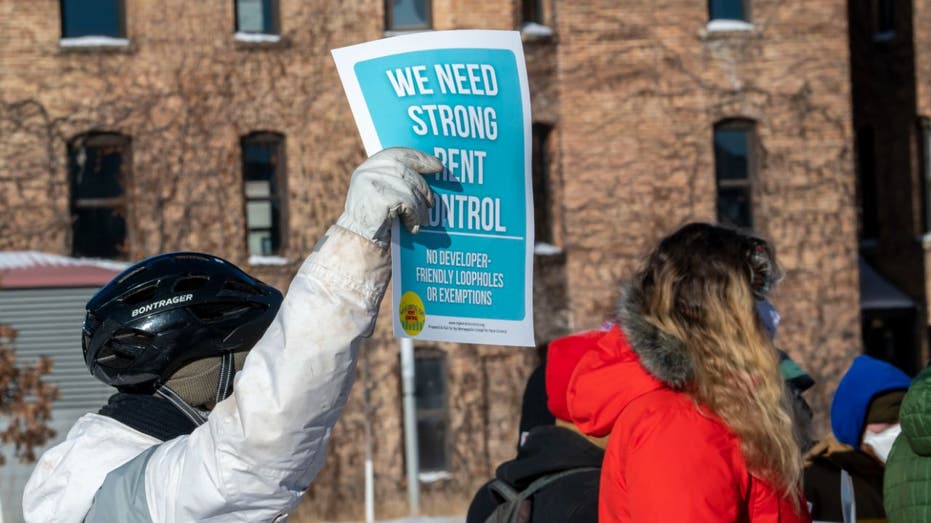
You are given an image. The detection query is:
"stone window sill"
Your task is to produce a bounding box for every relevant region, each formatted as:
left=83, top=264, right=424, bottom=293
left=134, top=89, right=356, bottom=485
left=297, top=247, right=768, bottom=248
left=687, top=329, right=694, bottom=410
left=418, top=470, right=451, bottom=483
left=521, top=22, right=555, bottom=42
left=234, top=32, right=288, bottom=49
left=59, top=36, right=132, bottom=53
left=248, top=255, right=291, bottom=266
left=704, top=19, right=755, bottom=34
left=534, top=242, right=563, bottom=256
left=384, top=28, right=433, bottom=37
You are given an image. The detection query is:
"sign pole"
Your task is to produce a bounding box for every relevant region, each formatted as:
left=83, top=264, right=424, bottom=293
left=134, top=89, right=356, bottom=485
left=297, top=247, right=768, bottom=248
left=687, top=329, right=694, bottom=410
left=400, top=337, right=420, bottom=515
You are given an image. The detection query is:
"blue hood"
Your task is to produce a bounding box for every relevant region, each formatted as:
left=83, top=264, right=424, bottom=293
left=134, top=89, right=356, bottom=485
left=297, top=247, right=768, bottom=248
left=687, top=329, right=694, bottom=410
left=830, top=355, right=911, bottom=449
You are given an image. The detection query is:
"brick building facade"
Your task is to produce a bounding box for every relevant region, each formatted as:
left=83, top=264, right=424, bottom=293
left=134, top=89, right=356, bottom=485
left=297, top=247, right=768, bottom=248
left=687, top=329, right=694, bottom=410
left=0, top=1, right=865, bottom=521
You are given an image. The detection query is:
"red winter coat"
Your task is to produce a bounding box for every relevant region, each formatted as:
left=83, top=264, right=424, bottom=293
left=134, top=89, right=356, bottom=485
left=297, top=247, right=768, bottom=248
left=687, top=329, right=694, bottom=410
left=563, top=323, right=811, bottom=523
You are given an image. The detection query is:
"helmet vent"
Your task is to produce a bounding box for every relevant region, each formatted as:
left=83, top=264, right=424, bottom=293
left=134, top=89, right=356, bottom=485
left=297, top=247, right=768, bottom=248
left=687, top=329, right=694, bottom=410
left=121, top=284, right=158, bottom=305
left=223, top=278, right=263, bottom=296
left=175, top=254, right=214, bottom=263
left=117, top=266, right=147, bottom=285
left=111, top=328, right=155, bottom=347
left=190, top=302, right=259, bottom=322
left=174, top=275, right=209, bottom=292
left=95, top=344, right=138, bottom=369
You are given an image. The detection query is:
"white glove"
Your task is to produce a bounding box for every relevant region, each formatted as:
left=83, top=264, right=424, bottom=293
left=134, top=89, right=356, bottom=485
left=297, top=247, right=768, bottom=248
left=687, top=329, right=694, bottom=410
left=336, top=147, right=442, bottom=247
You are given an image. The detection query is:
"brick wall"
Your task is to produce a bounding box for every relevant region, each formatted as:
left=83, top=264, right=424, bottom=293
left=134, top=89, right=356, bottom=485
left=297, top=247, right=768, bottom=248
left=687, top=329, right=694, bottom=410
left=554, top=0, right=859, bottom=431
left=0, top=0, right=863, bottom=520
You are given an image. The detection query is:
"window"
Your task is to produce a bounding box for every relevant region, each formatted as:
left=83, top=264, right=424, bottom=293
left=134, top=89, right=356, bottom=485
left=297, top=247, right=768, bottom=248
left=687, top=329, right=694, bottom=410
left=414, top=349, right=448, bottom=473
left=385, top=0, right=431, bottom=31
left=532, top=124, right=554, bottom=245
left=68, top=133, right=130, bottom=259
left=235, top=0, right=279, bottom=35
left=877, top=0, right=895, bottom=35
left=522, top=0, right=544, bottom=25
left=241, top=133, right=285, bottom=256
left=60, top=0, right=125, bottom=38
left=708, top=0, right=749, bottom=21
left=714, top=120, right=756, bottom=229
left=856, top=126, right=879, bottom=240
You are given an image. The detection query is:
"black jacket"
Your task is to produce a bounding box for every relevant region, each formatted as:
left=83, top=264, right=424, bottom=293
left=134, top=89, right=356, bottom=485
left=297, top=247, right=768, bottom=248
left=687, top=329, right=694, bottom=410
left=803, top=437, right=886, bottom=521
left=467, top=425, right=603, bottom=523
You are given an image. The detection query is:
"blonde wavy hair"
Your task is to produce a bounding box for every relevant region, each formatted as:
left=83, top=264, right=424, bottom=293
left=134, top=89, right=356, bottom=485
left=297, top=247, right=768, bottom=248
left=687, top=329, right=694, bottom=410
left=633, top=223, right=801, bottom=501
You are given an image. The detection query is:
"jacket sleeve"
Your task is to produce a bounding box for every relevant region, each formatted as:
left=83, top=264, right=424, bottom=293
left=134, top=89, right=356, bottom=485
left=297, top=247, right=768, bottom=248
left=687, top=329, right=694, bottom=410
left=138, top=225, right=392, bottom=522
left=614, top=406, right=746, bottom=523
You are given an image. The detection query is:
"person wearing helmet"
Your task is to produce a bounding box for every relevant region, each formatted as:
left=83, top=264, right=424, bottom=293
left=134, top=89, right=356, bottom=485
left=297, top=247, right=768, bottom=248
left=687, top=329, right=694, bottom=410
left=22, top=147, right=442, bottom=523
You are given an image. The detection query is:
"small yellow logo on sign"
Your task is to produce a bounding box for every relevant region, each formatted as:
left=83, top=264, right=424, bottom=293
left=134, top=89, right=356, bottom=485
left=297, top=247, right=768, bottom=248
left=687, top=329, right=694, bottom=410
left=399, top=291, right=426, bottom=336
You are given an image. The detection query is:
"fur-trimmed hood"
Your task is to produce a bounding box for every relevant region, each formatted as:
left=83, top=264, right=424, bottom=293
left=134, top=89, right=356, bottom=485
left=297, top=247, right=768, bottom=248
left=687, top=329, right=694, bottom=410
left=562, top=286, right=696, bottom=438
left=616, top=284, right=693, bottom=389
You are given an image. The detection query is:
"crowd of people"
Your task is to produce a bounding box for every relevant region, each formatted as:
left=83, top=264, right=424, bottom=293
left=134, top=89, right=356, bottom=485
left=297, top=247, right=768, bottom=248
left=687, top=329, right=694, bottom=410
left=18, top=146, right=927, bottom=522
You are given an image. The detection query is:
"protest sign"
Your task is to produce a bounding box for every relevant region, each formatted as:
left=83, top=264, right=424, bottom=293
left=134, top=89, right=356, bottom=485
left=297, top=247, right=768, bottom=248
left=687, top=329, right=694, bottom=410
left=333, top=30, right=535, bottom=347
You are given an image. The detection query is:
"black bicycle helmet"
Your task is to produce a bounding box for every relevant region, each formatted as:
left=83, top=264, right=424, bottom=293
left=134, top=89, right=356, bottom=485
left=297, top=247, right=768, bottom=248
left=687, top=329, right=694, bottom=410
left=83, top=251, right=283, bottom=392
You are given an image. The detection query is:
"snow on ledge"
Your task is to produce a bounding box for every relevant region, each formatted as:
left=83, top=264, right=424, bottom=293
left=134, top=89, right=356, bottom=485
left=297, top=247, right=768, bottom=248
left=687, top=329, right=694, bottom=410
left=248, top=255, right=290, bottom=266
left=418, top=470, right=452, bottom=483
left=384, top=29, right=433, bottom=37
left=534, top=242, right=563, bottom=256
left=234, top=32, right=282, bottom=44
left=521, top=22, right=555, bottom=38
left=60, top=36, right=130, bottom=48
left=705, top=19, right=754, bottom=33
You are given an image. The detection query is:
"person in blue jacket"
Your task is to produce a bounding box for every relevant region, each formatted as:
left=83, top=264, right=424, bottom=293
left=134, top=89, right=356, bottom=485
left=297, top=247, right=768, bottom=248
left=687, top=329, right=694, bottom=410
left=804, top=354, right=911, bottom=522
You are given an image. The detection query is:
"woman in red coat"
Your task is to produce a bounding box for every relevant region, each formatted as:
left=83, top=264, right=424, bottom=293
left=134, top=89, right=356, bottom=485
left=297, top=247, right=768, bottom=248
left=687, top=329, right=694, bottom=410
left=565, top=223, right=811, bottom=522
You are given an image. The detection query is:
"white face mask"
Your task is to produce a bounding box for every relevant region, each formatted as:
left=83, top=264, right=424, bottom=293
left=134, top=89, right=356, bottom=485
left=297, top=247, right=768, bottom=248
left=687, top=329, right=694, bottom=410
left=862, top=423, right=902, bottom=464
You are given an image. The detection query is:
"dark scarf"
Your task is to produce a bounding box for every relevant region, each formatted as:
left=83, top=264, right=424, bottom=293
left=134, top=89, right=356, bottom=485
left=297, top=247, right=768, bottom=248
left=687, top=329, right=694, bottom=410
left=98, top=393, right=199, bottom=441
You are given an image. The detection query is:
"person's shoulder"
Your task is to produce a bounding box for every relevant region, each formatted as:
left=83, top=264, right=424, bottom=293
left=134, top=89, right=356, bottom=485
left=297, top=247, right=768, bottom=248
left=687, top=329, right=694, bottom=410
left=616, top=390, right=742, bottom=464
left=24, top=413, right=162, bottom=521
left=53, top=413, right=161, bottom=470
left=533, top=470, right=600, bottom=523
left=71, top=412, right=157, bottom=438
left=626, top=389, right=732, bottom=435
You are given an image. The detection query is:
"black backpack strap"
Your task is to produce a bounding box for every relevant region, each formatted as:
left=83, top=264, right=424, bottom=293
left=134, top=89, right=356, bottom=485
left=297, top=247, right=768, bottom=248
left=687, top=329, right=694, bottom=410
left=488, top=479, right=522, bottom=502
left=518, top=467, right=600, bottom=500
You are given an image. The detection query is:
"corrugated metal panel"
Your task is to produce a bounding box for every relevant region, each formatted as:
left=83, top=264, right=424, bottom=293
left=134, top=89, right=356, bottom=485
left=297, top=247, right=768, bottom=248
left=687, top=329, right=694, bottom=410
left=0, top=287, right=113, bottom=410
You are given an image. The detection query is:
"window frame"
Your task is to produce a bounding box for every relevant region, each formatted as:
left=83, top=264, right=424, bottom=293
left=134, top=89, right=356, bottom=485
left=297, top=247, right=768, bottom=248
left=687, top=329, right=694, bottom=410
left=60, top=0, right=127, bottom=39
left=412, top=347, right=450, bottom=474
left=68, top=132, right=132, bottom=259
left=713, top=119, right=758, bottom=230
left=240, top=131, right=288, bottom=257
left=233, top=0, right=280, bottom=36
left=385, top=0, right=433, bottom=32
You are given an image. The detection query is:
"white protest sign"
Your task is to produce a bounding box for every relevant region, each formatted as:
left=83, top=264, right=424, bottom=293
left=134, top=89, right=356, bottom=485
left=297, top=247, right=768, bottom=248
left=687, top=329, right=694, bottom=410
left=333, top=30, right=535, bottom=347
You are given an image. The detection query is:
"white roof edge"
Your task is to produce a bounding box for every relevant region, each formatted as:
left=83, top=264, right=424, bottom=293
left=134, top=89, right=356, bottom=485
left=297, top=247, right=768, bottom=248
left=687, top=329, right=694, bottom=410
left=0, top=251, right=129, bottom=271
